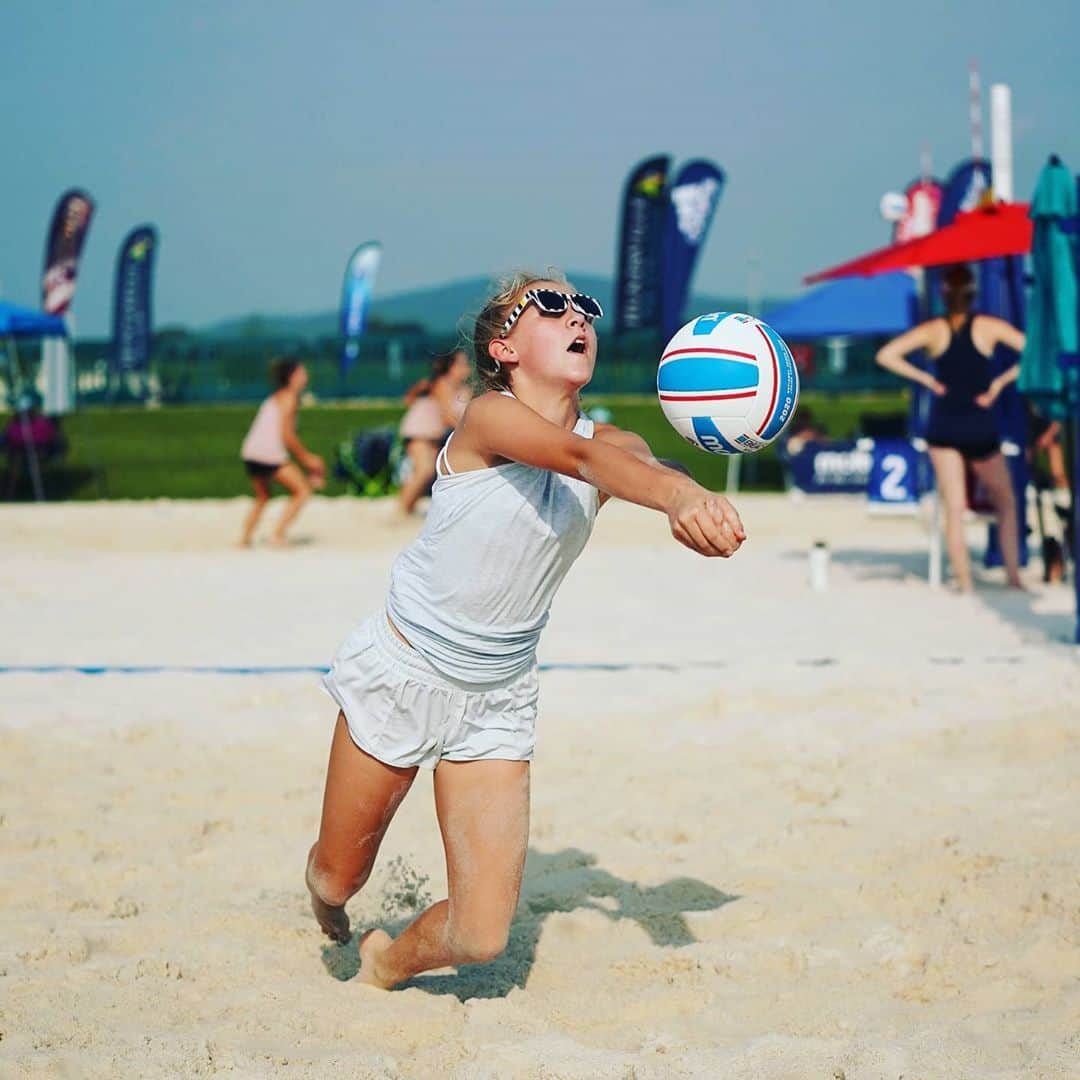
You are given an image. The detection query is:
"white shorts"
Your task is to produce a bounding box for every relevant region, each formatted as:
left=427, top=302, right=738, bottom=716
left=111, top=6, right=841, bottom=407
left=321, top=611, right=539, bottom=770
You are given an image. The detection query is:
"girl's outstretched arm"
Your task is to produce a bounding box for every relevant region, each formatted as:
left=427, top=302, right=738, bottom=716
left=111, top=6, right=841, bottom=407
left=457, top=394, right=744, bottom=557
left=591, top=424, right=690, bottom=507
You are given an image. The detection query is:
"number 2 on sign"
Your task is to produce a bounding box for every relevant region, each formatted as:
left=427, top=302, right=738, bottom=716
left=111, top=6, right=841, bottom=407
left=880, top=453, right=909, bottom=500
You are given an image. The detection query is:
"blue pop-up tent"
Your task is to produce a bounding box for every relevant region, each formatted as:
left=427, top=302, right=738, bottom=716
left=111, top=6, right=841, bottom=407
left=762, top=271, right=917, bottom=339
left=0, top=300, right=67, bottom=338
left=1, top=300, right=70, bottom=501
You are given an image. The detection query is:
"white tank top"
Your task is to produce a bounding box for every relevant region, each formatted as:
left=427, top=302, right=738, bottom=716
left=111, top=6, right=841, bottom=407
left=240, top=396, right=287, bottom=465
left=385, top=410, right=598, bottom=684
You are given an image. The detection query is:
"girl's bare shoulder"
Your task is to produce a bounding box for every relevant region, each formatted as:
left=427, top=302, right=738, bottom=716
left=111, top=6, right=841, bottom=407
left=920, top=317, right=950, bottom=356
left=459, top=390, right=513, bottom=424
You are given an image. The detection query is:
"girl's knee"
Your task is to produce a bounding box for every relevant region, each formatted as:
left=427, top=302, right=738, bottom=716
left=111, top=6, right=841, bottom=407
left=307, top=849, right=370, bottom=906
left=449, top=923, right=510, bottom=965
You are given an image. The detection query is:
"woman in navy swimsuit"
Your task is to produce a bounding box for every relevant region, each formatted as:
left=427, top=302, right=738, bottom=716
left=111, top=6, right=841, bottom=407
left=876, top=264, right=1026, bottom=592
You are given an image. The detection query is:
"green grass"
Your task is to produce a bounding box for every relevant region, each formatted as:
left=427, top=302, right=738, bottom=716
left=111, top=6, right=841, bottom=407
left=3, top=391, right=908, bottom=500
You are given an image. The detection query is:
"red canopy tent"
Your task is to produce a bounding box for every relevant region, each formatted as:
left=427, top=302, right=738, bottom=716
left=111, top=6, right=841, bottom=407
left=805, top=202, right=1033, bottom=284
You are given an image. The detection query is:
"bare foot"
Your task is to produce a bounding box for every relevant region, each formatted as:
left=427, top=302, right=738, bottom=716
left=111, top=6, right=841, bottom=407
left=269, top=534, right=290, bottom=549
left=306, top=849, right=350, bottom=944
left=357, top=928, right=394, bottom=989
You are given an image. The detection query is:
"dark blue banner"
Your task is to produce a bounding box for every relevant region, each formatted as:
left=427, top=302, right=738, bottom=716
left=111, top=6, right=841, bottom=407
left=111, top=225, right=157, bottom=376
left=340, top=241, right=382, bottom=372
left=660, top=160, right=725, bottom=340
left=614, top=155, right=669, bottom=335
left=937, top=159, right=991, bottom=227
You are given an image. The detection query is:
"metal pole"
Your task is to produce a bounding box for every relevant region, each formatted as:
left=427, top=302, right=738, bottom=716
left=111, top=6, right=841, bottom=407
left=725, top=453, right=741, bottom=495
left=990, top=84, right=1014, bottom=201
left=968, top=60, right=984, bottom=161
left=16, top=409, right=45, bottom=501
left=6, top=337, right=45, bottom=501
left=929, top=491, right=943, bottom=588
left=727, top=253, right=764, bottom=497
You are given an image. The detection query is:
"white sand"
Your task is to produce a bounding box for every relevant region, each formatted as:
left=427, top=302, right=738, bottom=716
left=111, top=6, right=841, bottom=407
left=1, top=494, right=1078, bottom=1078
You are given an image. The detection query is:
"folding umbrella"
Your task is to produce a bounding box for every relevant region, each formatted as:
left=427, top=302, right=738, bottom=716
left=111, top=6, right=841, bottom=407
left=1016, top=156, right=1080, bottom=640
left=805, top=203, right=1033, bottom=284
left=1019, top=157, right=1078, bottom=412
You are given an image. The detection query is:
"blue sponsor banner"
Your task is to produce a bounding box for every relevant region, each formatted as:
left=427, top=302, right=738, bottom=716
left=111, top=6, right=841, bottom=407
left=867, top=439, right=922, bottom=505
left=111, top=225, right=158, bottom=376
left=340, top=241, right=382, bottom=372
left=614, top=155, right=670, bottom=335
left=660, top=160, right=725, bottom=339
left=980, top=250, right=1030, bottom=569
left=785, top=439, right=873, bottom=494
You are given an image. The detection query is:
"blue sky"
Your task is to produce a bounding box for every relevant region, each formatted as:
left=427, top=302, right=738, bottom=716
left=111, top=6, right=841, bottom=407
left=3, top=1, right=1079, bottom=335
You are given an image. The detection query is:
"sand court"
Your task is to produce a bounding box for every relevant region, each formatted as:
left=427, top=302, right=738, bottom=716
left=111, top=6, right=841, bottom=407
left=2, top=495, right=1078, bottom=1078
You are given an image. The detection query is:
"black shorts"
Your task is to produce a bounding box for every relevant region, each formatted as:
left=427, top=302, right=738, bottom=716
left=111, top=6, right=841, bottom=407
left=243, top=459, right=281, bottom=478
left=926, top=439, right=1000, bottom=462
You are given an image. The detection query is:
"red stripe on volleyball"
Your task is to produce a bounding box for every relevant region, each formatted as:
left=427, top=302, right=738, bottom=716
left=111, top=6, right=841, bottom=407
left=658, top=391, right=757, bottom=402
left=753, top=324, right=779, bottom=436
left=659, top=346, right=757, bottom=363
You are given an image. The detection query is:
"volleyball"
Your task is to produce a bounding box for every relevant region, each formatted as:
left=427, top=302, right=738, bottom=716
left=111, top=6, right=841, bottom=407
left=657, top=312, right=800, bottom=454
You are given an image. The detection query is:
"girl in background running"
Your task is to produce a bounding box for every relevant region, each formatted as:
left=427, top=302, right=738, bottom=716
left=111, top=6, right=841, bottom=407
left=397, top=348, right=472, bottom=516
left=239, top=357, right=325, bottom=548
left=306, top=271, right=744, bottom=989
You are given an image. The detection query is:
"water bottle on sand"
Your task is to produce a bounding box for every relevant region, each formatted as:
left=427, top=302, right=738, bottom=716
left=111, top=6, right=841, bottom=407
left=809, top=540, right=829, bottom=592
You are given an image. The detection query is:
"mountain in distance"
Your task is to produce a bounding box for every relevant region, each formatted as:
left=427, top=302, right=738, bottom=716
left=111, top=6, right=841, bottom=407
left=202, top=272, right=783, bottom=341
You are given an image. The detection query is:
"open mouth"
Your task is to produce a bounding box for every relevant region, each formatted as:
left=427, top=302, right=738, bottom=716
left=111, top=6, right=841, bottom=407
left=567, top=338, right=586, bottom=354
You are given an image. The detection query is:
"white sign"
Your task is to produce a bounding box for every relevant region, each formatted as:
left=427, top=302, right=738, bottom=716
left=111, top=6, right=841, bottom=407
left=671, top=178, right=719, bottom=245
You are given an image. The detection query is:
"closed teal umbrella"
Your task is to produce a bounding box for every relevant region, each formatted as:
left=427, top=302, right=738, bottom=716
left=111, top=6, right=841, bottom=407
left=1019, top=155, right=1078, bottom=419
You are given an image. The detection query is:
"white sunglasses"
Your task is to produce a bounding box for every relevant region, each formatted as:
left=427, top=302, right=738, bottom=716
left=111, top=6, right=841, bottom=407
left=500, top=289, right=604, bottom=336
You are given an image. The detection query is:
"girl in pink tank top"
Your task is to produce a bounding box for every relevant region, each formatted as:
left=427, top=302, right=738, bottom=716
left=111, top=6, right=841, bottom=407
left=239, top=357, right=326, bottom=548
left=397, top=348, right=472, bottom=516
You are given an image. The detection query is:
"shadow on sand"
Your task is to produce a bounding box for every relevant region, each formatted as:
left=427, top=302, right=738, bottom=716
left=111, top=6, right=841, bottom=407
left=321, top=846, right=738, bottom=1001
left=783, top=545, right=1075, bottom=645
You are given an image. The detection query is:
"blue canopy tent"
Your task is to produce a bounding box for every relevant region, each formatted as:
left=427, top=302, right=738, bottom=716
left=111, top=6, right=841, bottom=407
left=0, top=300, right=67, bottom=338
left=762, top=271, right=918, bottom=339
left=759, top=273, right=920, bottom=504
left=1, top=300, right=70, bottom=501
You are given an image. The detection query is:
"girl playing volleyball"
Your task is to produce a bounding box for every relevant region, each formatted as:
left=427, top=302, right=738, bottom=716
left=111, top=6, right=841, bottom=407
left=239, top=357, right=325, bottom=548
left=306, top=272, right=744, bottom=988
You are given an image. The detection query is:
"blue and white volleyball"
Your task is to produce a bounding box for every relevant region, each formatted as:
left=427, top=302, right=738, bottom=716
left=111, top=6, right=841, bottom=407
left=657, top=312, right=800, bottom=454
